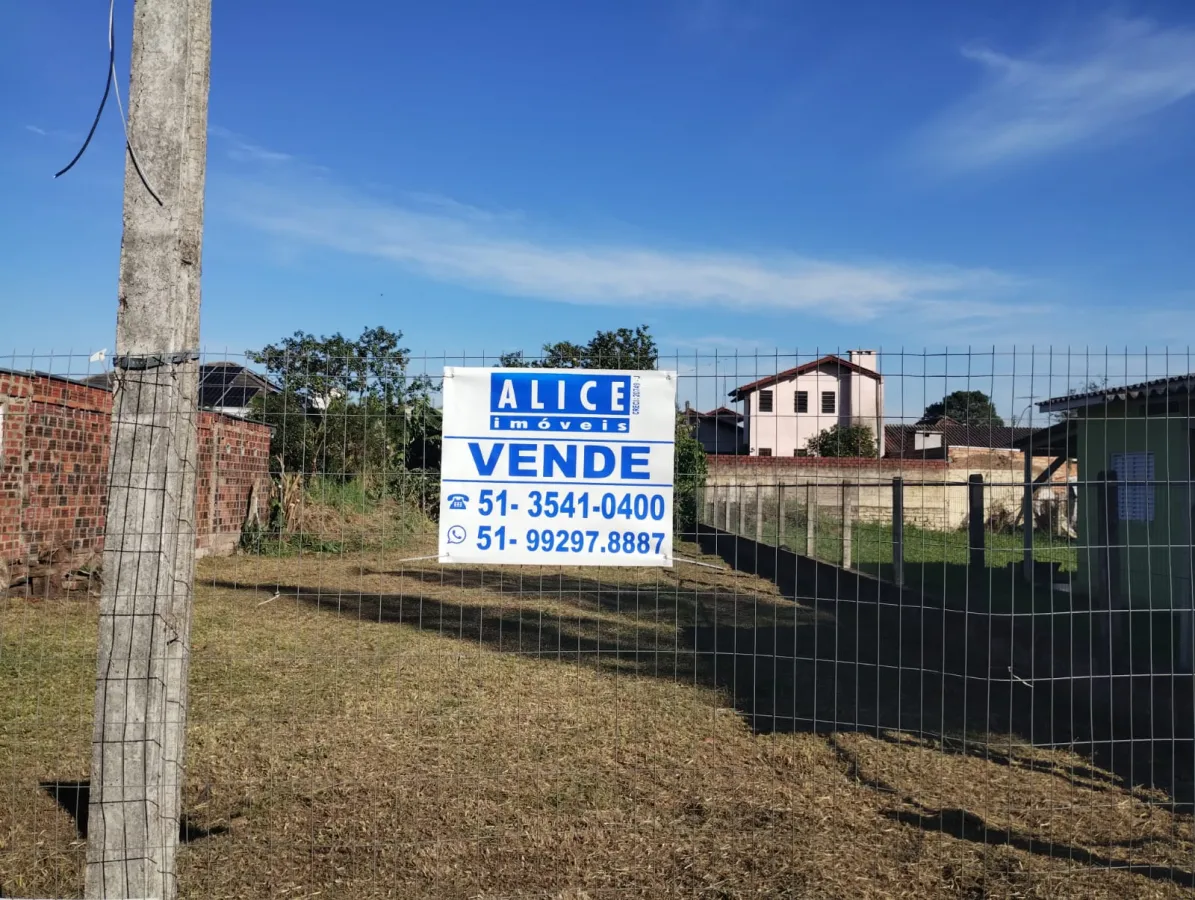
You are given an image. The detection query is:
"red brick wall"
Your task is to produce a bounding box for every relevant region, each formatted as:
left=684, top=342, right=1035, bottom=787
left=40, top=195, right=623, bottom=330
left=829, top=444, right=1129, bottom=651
left=0, top=371, right=271, bottom=572
left=196, top=413, right=273, bottom=556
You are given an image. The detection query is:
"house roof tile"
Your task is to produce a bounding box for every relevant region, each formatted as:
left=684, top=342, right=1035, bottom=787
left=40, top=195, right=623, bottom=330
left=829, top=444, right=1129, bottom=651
left=684, top=406, right=743, bottom=422
left=884, top=419, right=1040, bottom=457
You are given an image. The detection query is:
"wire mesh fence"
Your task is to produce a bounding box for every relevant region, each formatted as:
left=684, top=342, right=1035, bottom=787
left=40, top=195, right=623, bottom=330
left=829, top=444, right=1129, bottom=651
left=703, top=476, right=1078, bottom=589
left=2, top=344, right=1194, bottom=898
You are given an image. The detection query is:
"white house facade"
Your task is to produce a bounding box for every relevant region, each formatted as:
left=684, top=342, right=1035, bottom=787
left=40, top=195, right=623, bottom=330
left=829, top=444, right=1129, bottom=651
left=729, top=351, right=884, bottom=457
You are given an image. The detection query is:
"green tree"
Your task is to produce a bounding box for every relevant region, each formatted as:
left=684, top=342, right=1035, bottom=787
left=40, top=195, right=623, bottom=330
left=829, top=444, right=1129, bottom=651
left=248, top=326, right=424, bottom=408
left=806, top=423, right=878, bottom=458
left=673, top=413, right=709, bottom=537
left=920, top=390, right=1005, bottom=427
left=246, top=327, right=438, bottom=499
left=501, top=325, right=705, bottom=533
left=499, top=325, right=658, bottom=370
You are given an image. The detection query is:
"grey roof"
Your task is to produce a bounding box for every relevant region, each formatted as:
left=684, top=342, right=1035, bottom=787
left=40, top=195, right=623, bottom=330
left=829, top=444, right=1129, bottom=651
left=1039, top=373, right=1195, bottom=413
left=1011, top=420, right=1078, bottom=456
left=885, top=418, right=1039, bottom=458
left=197, top=362, right=278, bottom=409
left=0, top=365, right=106, bottom=388
left=79, top=372, right=113, bottom=389
left=683, top=406, right=743, bottom=423
left=76, top=362, right=278, bottom=409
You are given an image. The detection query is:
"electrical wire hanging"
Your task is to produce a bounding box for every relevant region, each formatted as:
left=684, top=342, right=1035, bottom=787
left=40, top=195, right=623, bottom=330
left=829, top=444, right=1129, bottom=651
left=54, top=0, right=162, bottom=205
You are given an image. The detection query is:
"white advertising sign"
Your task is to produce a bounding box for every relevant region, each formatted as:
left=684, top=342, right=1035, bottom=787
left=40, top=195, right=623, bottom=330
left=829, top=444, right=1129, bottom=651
left=437, top=367, right=676, bottom=566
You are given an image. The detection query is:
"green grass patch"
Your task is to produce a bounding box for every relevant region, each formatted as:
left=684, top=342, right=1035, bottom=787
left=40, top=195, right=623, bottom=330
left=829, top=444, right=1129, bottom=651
left=304, top=475, right=381, bottom=512
left=756, top=515, right=1078, bottom=613
left=762, top=516, right=1076, bottom=571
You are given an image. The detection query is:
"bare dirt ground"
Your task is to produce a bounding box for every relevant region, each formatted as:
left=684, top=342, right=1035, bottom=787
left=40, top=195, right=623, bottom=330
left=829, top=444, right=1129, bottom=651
left=2, top=538, right=1193, bottom=898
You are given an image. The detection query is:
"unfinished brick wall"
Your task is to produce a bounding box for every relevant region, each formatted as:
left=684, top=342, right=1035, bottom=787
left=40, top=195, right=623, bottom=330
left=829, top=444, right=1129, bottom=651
left=196, top=413, right=273, bottom=556
left=0, top=372, right=112, bottom=570
left=0, top=370, right=271, bottom=576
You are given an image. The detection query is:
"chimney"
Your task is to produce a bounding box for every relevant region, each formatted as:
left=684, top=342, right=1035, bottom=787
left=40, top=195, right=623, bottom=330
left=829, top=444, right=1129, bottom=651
left=848, top=350, right=877, bottom=372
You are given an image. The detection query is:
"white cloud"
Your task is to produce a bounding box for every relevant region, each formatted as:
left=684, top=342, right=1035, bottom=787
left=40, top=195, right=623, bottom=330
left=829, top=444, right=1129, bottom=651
left=24, top=124, right=78, bottom=140
left=208, top=125, right=293, bottom=164
left=918, top=17, right=1195, bottom=171
left=400, top=191, right=525, bottom=225
left=216, top=161, right=1027, bottom=324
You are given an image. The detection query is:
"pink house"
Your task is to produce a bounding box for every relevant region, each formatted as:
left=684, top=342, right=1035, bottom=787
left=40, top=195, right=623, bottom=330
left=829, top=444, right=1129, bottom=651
left=728, top=351, right=884, bottom=457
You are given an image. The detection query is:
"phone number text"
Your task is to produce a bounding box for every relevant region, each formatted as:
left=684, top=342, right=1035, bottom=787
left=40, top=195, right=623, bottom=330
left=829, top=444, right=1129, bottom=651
left=476, top=526, right=667, bottom=555
left=478, top=489, right=666, bottom=521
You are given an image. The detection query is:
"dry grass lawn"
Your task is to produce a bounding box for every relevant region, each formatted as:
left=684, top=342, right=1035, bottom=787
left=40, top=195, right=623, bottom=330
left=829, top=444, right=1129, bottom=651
left=2, top=537, right=1193, bottom=899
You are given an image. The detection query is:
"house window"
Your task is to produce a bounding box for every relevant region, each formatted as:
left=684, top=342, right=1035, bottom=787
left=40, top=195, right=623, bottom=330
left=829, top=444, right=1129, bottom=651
left=795, top=391, right=808, bottom=413
left=1111, top=452, right=1155, bottom=522
left=793, top=448, right=807, bottom=457
left=758, top=390, right=774, bottom=412
left=758, top=448, right=772, bottom=457
left=821, top=391, right=836, bottom=414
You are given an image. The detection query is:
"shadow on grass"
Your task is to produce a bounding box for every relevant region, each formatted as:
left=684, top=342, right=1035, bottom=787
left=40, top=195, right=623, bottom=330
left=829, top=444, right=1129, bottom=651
left=887, top=805, right=1194, bottom=888
left=706, top=528, right=1195, bottom=810
left=39, top=780, right=227, bottom=843
left=200, top=558, right=1195, bottom=889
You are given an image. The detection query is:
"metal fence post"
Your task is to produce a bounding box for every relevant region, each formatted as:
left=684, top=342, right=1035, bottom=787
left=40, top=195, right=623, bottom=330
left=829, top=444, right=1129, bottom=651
left=738, top=485, right=747, bottom=535
left=1022, top=445, right=1034, bottom=582
left=755, top=484, right=763, bottom=543
left=892, top=477, right=904, bottom=587
left=778, top=484, right=786, bottom=548
left=806, top=483, right=817, bottom=558
left=1095, top=470, right=1122, bottom=676
left=842, top=482, right=854, bottom=570
left=968, top=473, right=986, bottom=573
left=724, top=489, right=732, bottom=532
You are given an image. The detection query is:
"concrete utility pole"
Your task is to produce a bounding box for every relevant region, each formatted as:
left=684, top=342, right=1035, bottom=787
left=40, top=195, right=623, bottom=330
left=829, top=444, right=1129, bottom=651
left=85, top=1, right=210, bottom=898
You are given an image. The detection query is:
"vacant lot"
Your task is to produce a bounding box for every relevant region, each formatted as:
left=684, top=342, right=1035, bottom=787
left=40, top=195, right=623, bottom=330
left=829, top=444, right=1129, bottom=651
left=760, top=514, right=1075, bottom=571
left=1, top=538, right=1191, bottom=899
left=753, top=513, right=1078, bottom=616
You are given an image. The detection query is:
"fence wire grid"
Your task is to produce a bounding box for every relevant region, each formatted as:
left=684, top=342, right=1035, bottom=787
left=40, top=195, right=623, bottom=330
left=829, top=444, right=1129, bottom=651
left=2, top=345, right=1194, bottom=899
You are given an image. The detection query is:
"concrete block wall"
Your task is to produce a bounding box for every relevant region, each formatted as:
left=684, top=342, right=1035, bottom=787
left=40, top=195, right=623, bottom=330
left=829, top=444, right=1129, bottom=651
left=703, top=454, right=1072, bottom=533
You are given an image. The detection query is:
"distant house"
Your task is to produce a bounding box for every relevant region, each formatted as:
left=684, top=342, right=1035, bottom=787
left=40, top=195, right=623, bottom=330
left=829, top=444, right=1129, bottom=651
left=885, top=416, right=1037, bottom=461
left=728, top=351, right=884, bottom=457
left=82, top=361, right=279, bottom=419
left=198, top=362, right=279, bottom=417
left=682, top=405, right=745, bottom=455
left=1036, top=372, right=1195, bottom=670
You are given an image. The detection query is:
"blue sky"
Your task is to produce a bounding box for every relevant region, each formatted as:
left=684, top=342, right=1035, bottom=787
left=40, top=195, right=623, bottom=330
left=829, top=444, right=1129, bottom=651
left=4, top=1, right=1195, bottom=418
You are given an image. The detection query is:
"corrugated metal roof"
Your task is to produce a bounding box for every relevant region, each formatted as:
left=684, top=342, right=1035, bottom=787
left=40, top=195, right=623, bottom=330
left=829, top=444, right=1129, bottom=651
left=1039, top=373, right=1195, bottom=413
left=1011, top=420, right=1078, bottom=456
